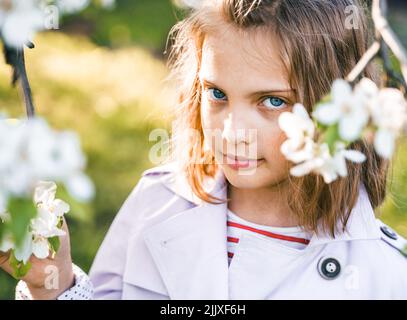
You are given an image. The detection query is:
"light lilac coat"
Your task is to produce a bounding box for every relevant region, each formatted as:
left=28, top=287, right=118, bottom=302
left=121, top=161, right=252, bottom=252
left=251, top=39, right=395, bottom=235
left=89, top=162, right=407, bottom=299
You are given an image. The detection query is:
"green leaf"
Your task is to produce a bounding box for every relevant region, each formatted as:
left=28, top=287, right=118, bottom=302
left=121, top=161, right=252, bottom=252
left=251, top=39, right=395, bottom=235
left=8, top=250, right=32, bottom=279
left=6, top=198, right=37, bottom=247
left=323, top=123, right=340, bottom=154
left=48, top=236, right=60, bottom=255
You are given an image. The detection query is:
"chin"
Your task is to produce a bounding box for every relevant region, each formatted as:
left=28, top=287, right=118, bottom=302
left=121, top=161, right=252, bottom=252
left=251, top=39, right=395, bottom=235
left=222, top=165, right=272, bottom=189
left=222, top=163, right=291, bottom=190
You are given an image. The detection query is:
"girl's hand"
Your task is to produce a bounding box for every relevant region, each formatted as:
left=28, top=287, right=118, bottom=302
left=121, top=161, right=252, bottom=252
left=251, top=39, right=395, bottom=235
left=0, top=218, right=75, bottom=300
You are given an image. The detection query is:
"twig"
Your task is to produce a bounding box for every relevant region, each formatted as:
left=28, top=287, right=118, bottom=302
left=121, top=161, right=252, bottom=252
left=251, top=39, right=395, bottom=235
left=346, top=41, right=381, bottom=83
left=372, top=0, right=407, bottom=85
left=346, top=0, right=407, bottom=91
left=16, top=48, right=35, bottom=118
left=3, top=44, right=35, bottom=118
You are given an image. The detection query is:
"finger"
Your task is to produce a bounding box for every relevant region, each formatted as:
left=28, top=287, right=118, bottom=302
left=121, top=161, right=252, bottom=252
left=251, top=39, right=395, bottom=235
left=0, top=250, right=9, bottom=262
left=58, top=216, right=71, bottom=253
left=61, top=216, right=70, bottom=238
left=0, top=251, right=15, bottom=276
left=0, top=250, right=10, bottom=268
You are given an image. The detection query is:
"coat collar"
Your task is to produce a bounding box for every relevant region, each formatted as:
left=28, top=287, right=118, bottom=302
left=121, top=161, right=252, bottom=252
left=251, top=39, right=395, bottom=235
left=142, top=162, right=381, bottom=299
left=142, top=161, right=225, bottom=206
left=147, top=162, right=382, bottom=244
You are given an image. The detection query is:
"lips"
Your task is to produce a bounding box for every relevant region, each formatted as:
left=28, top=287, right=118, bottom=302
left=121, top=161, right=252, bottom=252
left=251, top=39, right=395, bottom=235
left=221, top=153, right=265, bottom=170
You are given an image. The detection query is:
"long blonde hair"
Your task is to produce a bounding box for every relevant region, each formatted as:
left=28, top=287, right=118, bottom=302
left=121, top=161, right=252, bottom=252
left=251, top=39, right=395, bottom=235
left=165, top=0, right=389, bottom=237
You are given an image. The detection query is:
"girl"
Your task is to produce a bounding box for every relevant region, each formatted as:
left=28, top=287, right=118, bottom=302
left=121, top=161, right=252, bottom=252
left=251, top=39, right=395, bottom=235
left=2, top=0, right=407, bottom=299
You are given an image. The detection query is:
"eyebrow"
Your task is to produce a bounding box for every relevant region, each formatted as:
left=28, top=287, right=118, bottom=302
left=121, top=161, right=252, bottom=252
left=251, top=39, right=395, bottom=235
left=200, top=78, right=295, bottom=97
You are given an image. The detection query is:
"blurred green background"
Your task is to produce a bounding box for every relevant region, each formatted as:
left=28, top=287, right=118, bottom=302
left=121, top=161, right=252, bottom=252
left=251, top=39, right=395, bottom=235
left=0, top=0, right=407, bottom=299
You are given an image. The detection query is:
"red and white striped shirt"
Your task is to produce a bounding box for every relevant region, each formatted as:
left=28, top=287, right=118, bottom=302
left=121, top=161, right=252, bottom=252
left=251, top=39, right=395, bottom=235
left=227, top=209, right=311, bottom=266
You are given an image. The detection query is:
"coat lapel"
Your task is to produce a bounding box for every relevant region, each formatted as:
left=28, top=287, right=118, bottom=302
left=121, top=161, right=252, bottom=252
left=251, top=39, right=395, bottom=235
left=142, top=167, right=230, bottom=299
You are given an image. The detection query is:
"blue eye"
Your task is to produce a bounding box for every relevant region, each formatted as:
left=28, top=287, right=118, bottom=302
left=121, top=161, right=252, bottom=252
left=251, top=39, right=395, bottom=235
left=263, top=96, right=286, bottom=109
left=207, top=88, right=227, bottom=101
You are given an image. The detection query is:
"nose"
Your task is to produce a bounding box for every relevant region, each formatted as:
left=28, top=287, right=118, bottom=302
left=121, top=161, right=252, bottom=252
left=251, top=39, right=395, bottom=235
left=222, top=113, right=255, bottom=145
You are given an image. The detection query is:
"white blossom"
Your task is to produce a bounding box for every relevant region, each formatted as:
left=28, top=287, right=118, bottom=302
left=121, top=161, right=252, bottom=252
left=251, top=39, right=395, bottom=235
left=0, top=118, right=24, bottom=171
left=279, top=103, right=367, bottom=184
left=353, top=77, right=379, bottom=104
left=66, top=172, right=95, bottom=202
left=0, top=232, right=14, bottom=253
left=13, top=231, right=33, bottom=264
left=312, top=79, right=370, bottom=142
left=0, top=181, right=70, bottom=262
left=278, top=103, right=316, bottom=163
left=0, top=116, right=94, bottom=201
left=31, top=236, right=49, bottom=259
left=369, top=88, right=407, bottom=158
left=26, top=118, right=86, bottom=181
left=1, top=4, right=44, bottom=48
left=290, top=141, right=366, bottom=184
left=0, top=114, right=93, bottom=266
left=31, top=182, right=68, bottom=236
left=57, top=0, right=90, bottom=14
left=0, top=192, right=7, bottom=215
left=30, top=181, right=69, bottom=258
left=0, top=0, right=115, bottom=47
left=311, top=77, right=407, bottom=160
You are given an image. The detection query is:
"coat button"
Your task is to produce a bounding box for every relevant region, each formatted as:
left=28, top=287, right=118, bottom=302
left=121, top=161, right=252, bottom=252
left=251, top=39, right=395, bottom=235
left=380, top=225, right=398, bottom=240
left=318, top=257, right=341, bottom=280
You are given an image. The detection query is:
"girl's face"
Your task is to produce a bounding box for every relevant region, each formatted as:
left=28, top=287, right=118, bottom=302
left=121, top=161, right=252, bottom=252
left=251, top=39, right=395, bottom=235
left=200, top=26, right=296, bottom=189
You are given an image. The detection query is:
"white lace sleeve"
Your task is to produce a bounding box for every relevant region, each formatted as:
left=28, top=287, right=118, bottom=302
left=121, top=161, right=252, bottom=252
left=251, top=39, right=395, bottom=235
left=15, top=264, right=94, bottom=300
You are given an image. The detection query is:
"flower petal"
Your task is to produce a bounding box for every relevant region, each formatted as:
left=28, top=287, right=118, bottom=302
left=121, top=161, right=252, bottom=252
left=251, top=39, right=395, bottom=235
left=320, top=169, right=338, bottom=184
left=354, top=77, right=379, bottom=103
left=14, top=232, right=33, bottom=264
left=332, top=79, right=353, bottom=105
left=0, top=234, right=14, bottom=253
left=339, top=115, right=364, bottom=142
left=290, top=158, right=323, bottom=177
left=32, top=237, right=49, bottom=259
left=2, top=8, right=44, bottom=48
left=332, top=153, right=348, bottom=177
left=34, top=181, right=57, bottom=205
left=312, top=103, right=341, bottom=125
left=0, top=193, right=7, bottom=215
left=66, top=173, right=95, bottom=202
left=374, top=129, right=395, bottom=159
left=53, top=199, right=70, bottom=217
left=342, top=150, right=367, bottom=163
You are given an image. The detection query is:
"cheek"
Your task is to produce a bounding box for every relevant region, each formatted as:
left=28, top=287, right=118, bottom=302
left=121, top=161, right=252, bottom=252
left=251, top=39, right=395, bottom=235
left=262, top=126, right=288, bottom=162
left=200, top=100, right=218, bottom=129
left=200, top=102, right=224, bottom=152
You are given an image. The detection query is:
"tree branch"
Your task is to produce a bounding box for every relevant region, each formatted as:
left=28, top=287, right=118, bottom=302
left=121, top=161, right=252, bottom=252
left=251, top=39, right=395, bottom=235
left=346, top=0, right=407, bottom=91
left=372, top=0, right=407, bottom=86
left=346, top=41, right=381, bottom=83
left=3, top=45, right=35, bottom=118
